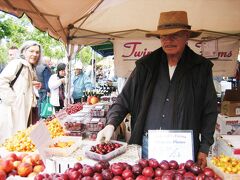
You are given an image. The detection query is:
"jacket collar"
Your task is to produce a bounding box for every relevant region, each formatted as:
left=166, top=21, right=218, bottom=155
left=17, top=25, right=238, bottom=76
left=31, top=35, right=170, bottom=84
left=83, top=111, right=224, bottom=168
left=137, top=45, right=204, bottom=69
left=18, top=58, right=36, bottom=79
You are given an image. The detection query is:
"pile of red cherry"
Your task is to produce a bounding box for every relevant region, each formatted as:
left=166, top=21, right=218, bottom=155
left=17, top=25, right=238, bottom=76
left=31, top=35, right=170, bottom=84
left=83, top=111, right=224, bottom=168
left=65, top=103, right=83, bottom=115
left=90, top=142, right=123, bottom=155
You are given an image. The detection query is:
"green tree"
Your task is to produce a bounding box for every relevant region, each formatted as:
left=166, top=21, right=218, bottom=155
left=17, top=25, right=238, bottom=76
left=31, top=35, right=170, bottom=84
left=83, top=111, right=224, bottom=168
left=0, top=20, right=11, bottom=39
left=0, top=13, right=66, bottom=62
left=76, top=46, right=103, bottom=65
left=0, top=12, right=100, bottom=64
left=27, top=28, right=65, bottom=59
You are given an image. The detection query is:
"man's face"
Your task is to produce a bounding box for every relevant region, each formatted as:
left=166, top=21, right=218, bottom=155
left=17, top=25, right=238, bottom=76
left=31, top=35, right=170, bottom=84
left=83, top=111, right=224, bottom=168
left=160, top=31, right=189, bottom=56
left=44, top=58, right=52, bottom=67
left=75, top=68, right=81, bottom=75
left=8, top=49, right=18, bottom=61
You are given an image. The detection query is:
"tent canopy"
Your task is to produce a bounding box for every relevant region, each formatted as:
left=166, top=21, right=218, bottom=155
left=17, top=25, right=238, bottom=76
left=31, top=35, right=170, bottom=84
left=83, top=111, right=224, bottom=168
left=91, top=42, right=113, bottom=57
left=1, top=0, right=240, bottom=46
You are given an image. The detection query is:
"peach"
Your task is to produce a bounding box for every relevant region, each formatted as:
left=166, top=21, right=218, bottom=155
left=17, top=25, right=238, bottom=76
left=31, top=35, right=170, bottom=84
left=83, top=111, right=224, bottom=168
left=6, top=153, right=18, bottom=162
left=0, top=159, right=14, bottom=173
left=22, top=155, right=33, bottom=165
left=13, top=161, right=21, bottom=169
left=17, top=162, right=33, bottom=177
left=0, top=169, right=6, bottom=180
left=28, top=171, right=38, bottom=177
left=8, top=169, right=18, bottom=176
left=33, top=165, right=45, bottom=173
left=17, top=153, right=28, bottom=161
left=37, top=159, right=44, bottom=166
left=30, top=154, right=41, bottom=165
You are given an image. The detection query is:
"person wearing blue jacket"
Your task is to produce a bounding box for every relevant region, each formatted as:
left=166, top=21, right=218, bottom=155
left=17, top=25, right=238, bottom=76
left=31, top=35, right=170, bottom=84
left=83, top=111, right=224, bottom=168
left=71, top=62, right=92, bottom=103
left=36, top=57, right=52, bottom=118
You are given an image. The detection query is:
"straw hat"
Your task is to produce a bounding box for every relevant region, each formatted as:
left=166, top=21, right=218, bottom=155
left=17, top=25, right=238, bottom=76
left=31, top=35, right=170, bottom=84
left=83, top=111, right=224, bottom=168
left=146, top=11, right=201, bottom=38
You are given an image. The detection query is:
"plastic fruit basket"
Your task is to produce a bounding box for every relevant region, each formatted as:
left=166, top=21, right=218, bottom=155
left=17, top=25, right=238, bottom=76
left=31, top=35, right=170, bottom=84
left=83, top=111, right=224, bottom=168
left=45, top=136, right=82, bottom=157
left=85, top=118, right=106, bottom=132
left=207, top=158, right=240, bottom=180
left=85, top=140, right=127, bottom=161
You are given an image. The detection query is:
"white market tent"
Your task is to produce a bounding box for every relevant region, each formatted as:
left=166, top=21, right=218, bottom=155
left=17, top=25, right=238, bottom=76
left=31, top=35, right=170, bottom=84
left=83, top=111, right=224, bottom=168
left=1, top=0, right=240, bottom=104
left=0, top=0, right=240, bottom=46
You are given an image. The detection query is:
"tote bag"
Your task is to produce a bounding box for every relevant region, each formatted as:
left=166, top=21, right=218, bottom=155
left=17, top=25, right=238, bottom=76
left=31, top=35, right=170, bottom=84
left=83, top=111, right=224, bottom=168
left=40, top=97, right=53, bottom=118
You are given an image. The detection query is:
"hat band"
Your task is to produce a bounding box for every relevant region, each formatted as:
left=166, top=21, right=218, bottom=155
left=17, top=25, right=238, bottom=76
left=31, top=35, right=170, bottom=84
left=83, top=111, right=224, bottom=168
left=158, top=23, right=191, bottom=30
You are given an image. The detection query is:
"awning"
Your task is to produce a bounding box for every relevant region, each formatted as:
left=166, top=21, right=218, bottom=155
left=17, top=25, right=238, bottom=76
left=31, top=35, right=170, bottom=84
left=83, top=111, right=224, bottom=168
left=91, top=42, right=113, bottom=57
left=0, top=0, right=239, bottom=46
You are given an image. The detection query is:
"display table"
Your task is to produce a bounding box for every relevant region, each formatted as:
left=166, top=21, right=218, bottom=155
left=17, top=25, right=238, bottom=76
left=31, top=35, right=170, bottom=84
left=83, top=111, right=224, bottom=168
left=45, top=139, right=141, bottom=174
left=1, top=138, right=141, bottom=179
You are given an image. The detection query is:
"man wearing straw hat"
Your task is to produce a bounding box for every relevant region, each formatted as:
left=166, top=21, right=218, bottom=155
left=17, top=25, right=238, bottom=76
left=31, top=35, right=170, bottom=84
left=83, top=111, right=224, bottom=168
left=97, top=11, right=217, bottom=169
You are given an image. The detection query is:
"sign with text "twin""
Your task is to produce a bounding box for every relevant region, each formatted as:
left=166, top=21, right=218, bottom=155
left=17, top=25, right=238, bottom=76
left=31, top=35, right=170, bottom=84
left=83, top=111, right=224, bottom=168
left=114, top=39, right=161, bottom=77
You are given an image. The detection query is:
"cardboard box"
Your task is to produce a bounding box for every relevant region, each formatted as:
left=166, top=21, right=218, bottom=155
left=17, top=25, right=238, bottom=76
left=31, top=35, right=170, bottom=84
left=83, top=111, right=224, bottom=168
left=221, top=90, right=240, bottom=116
left=215, top=114, right=240, bottom=135
left=216, top=135, right=240, bottom=159
left=211, top=115, right=240, bottom=156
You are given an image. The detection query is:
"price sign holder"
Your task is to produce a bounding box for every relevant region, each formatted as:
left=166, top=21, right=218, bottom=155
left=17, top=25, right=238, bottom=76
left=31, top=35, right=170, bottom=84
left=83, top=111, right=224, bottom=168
left=148, top=130, right=194, bottom=163
left=30, top=121, right=52, bottom=164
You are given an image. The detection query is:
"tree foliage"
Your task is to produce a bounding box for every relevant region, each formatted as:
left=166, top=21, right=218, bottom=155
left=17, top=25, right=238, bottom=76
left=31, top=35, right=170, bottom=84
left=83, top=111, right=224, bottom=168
left=0, top=12, right=103, bottom=65
left=77, top=46, right=103, bottom=65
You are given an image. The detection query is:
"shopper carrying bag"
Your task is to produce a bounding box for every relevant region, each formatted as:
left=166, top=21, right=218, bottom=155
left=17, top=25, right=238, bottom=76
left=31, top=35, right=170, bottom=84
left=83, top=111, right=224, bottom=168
left=0, top=40, right=42, bottom=143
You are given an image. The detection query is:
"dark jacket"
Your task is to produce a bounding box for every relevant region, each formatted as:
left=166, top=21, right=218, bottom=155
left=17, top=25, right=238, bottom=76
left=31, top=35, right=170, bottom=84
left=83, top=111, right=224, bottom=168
left=36, top=64, right=52, bottom=92
left=107, top=46, right=218, bottom=156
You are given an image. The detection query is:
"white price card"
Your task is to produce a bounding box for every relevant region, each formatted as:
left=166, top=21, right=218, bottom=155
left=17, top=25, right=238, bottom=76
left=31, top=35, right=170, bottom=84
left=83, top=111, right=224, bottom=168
left=148, top=130, right=194, bottom=163
left=30, top=121, right=52, bottom=164
left=95, top=105, right=103, bottom=109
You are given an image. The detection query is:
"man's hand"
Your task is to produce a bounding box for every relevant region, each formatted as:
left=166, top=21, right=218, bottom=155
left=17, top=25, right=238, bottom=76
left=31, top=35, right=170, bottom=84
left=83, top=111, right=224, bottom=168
left=197, top=152, right=208, bottom=169
left=96, top=124, right=115, bottom=143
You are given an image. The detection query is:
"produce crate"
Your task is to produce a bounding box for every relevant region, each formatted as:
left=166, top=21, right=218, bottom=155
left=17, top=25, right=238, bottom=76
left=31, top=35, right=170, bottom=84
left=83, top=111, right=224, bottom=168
left=90, top=109, right=106, bottom=117
left=45, top=157, right=77, bottom=174
left=216, top=135, right=240, bottom=158
left=100, top=96, right=111, bottom=102
left=86, top=132, right=98, bottom=141
left=45, top=136, right=82, bottom=157
left=85, top=140, right=127, bottom=161
left=85, top=118, right=106, bottom=132
left=215, top=114, right=240, bottom=135
left=207, top=158, right=240, bottom=180
left=64, top=130, right=86, bottom=137
left=44, top=143, right=141, bottom=174
left=63, top=121, right=86, bottom=131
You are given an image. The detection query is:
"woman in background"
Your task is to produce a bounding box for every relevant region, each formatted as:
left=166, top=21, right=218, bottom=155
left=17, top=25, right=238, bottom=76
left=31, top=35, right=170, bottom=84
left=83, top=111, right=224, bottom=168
left=0, top=40, right=42, bottom=143
left=48, top=63, right=66, bottom=112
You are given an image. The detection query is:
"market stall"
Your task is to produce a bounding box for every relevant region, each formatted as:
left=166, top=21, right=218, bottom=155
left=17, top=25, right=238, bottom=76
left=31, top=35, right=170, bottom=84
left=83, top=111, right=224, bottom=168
left=0, top=1, right=240, bottom=180
left=0, top=94, right=239, bottom=179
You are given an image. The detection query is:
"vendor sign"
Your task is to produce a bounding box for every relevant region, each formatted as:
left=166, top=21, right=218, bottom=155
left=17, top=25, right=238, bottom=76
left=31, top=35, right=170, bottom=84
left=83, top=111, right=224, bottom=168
left=114, top=39, right=161, bottom=77
left=189, top=37, right=239, bottom=77
left=148, top=130, right=194, bottom=163
left=114, top=38, right=239, bottom=77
